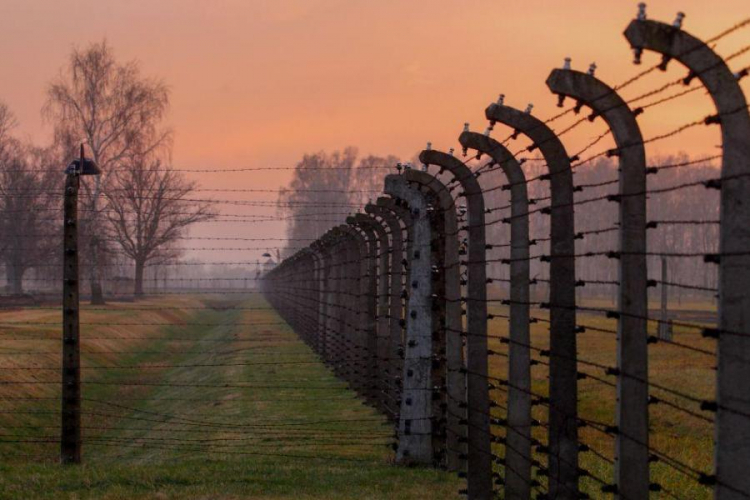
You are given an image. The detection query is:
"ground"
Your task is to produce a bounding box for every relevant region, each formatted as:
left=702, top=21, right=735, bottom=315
left=486, top=297, right=716, bottom=499
left=0, top=294, right=716, bottom=498
left=0, top=295, right=461, bottom=499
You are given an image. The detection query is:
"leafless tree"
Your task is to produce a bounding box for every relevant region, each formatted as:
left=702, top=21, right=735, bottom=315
left=0, top=103, right=59, bottom=295
left=44, top=40, right=171, bottom=303
left=103, top=154, right=213, bottom=296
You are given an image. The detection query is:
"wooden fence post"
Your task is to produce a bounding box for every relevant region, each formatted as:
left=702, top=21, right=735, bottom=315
left=61, top=170, right=81, bottom=465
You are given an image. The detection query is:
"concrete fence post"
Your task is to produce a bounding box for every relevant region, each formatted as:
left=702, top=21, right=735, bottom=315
left=625, top=17, right=750, bottom=498
left=310, top=251, right=321, bottom=347
left=295, top=250, right=314, bottom=346
left=354, top=213, right=392, bottom=412
left=331, top=229, right=353, bottom=382
left=404, top=168, right=466, bottom=472
left=485, top=102, right=578, bottom=498
left=313, top=236, right=332, bottom=358
left=547, top=65, right=650, bottom=499
left=294, top=252, right=306, bottom=343
left=347, top=219, right=380, bottom=405
left=384, top=174, right=435, bottom=465
left=338, top=226, right=367, bottom=394
left=402, top=172, right=448, bottom=467
left=366, top=203, right=407, bottom=419
left=310, top=248, right=325, bottom=352
left=419, top=148, right=492, bottom=499
left=331, top=230, right=350, bottom=376
left=459, top=131, right=532, bottom=500
left=379, top=197, right=416, bottom=416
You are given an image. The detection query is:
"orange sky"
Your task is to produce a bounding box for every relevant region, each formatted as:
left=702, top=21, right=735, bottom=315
left=1, top=0, right=748, bottom=261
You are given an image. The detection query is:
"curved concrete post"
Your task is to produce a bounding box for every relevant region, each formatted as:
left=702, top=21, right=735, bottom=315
left=348, top=217, right=380, bottom=405
left=277, top=255, right=294, bottom=332
left=379, top=197, right=416, bottom=385
left=404, top=168, right=466, bottom=472
left=326, top=229, right=348, bottom=378
left=330, top=228, right=355, bottom=384
left=290, top=254, right=306, bottom=331
left=299, top=249, right=317, bottom=346
left=547, top=67, right=649, bottom=499
left=419, top=149, right=492, bottom=499
left=308, top=246, right=324, bottom=353
left=485, top=103, right=578, bottom=498
left=384, top=174, right=434, bottom=466
left=301, top=251, right=316, bottom=343
left=309, top=249, right=321, bottom=345
left=314, top=232, right=336, bottom=360
left=459, top=131, right=531, bottom=500
left=338, top=224, right=369, bottom=396
left=313, top=235, right=328, bottom=358
left=354, top=212, right=391, bottom=412
left=421, top=188, right=448, bottom=466
left=271, top=258, right=287, bottom=324
left=399, top=172, right=450, bottom=468
left=329, top=230, right=347, bottom=373
left=301, top=249, right=318, bottom=347
left=625, top=19, right=750, bottom=499
left=334, top=229, right=354, bottom=378
left=366, top=203, right=405, bottom=418
left=278, top=252, right=300, bottom=334
left=346, top=216, right=378, bottom=406
left=380, top=197, right=415, bottom=280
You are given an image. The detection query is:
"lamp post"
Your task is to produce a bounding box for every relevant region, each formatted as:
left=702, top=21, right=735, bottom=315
left=61, top=145, right=100, bottom=464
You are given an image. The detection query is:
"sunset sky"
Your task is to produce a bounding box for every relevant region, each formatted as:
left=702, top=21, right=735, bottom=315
left=1, top=0, right=748, bottom=261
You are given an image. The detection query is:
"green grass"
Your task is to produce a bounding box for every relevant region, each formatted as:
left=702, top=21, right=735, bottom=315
left=0, top=296, right=461, bottom=499
left=486, top=302, right=716, bottom=499
left=0, top=294, right=719, bottom=498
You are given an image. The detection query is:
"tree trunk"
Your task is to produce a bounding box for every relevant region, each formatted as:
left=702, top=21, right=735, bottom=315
left=89, top=238, right=105, bottom=305
left=7, top=259, right=24, bottom=295
left=134, top=259, right=145, bottom=297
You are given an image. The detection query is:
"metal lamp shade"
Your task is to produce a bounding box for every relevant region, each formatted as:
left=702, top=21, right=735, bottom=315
left=64, top=158, right=101, bottom=176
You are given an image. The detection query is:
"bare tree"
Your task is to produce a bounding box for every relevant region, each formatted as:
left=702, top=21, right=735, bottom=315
left=103, top=154, right=213, bottom=296
left=44, top=40, right=171, bottom=303
left=0, top=103, right=59, bottom=295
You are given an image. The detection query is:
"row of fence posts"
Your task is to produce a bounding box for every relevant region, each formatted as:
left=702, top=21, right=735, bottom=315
left=263, top=11, right=750, bottom=500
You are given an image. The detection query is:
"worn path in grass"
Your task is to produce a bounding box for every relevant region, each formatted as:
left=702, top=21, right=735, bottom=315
left=0, top=295, right=460, bottom=499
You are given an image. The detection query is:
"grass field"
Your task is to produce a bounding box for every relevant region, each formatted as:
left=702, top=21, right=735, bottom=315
left=0, top=294, right=717, bottom=498
left=0, top=295, right=461, bottom=499
left=486, top=298, right=716, bottom=498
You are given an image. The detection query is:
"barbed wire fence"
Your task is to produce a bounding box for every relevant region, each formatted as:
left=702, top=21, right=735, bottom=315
left=0, top=6, right=748, bottom=500
left=264, top=10, right=750, bottom=500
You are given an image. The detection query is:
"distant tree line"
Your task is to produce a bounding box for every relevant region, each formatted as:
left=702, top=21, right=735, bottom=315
left=276, top=147, right=399, bottom=258
left=278, top=151, right=720, bottom=305
left=481, top=155, right=719, bottom=304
